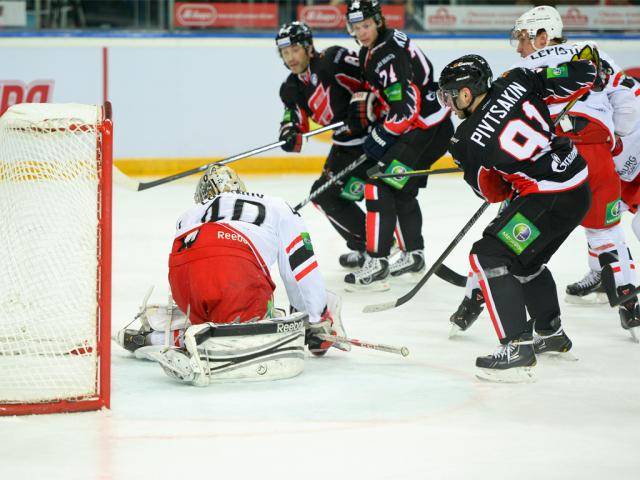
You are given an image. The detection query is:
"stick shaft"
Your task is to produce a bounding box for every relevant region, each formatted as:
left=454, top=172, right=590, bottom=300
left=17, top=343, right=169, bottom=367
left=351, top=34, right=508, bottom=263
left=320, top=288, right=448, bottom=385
left=318, top=334, right=409, bottom=356
left=135, top=122, right=344, bottom=192
left=294, top=153, right=368, bottom=211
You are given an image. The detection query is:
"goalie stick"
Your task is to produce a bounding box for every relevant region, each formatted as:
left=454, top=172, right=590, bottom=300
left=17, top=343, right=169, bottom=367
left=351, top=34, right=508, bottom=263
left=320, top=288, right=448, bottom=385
left=120, top=122, right=344, bottom=192
left=317, top=334, right=409, bottom=356
left=293, top=155, right=466, bottom=288
left=363, top=201, right=490, bottom=313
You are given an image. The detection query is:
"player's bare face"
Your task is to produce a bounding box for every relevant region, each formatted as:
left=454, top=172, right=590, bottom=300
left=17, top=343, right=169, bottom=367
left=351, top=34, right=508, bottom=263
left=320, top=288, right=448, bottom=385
left=281, top=44, right=311, bottom=75
left=513, top=30, right=548, bottom=58
left=352, top=18, right=379, bottom=48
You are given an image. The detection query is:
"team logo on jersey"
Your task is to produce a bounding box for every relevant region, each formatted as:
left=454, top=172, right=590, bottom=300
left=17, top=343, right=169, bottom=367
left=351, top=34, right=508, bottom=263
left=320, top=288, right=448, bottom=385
left=301, top=231, right=314, bottom=251
left=497, top=212, right=540, bottom=255
left=546, top=65, right=568, bottom=79
left=605, top=199, right=622, bottom=225
left=308, top=84, right=334, bottom=124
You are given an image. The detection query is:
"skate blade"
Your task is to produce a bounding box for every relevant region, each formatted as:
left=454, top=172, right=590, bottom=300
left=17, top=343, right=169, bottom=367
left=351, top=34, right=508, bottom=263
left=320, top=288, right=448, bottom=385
left=564, top=292, right=608, bottom=305
left=448, top=323, right=463, bottom=339
left=629, top=327, right=640, bottom=344
left=475, top=366, right=536, bottom=383
left=344, top=280, right=390, bottom=293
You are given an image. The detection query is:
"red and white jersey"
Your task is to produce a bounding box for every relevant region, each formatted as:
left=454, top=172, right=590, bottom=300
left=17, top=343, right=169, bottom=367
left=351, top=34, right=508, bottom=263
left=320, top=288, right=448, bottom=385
left=614, top=120, right=640, bottom=182
left=511, top=42, right=639, bottom=143
left=174, top=191, right=327, bottom=323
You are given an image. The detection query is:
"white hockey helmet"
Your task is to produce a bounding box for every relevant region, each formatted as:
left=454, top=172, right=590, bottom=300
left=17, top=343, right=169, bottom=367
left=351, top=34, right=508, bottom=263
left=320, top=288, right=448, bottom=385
left=511, top=5, right=563, bottom=46
left=194, top=164, right=247, bottom=203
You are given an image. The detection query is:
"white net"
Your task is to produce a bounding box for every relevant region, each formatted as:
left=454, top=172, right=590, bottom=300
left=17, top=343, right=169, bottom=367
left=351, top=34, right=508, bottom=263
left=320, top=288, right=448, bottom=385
left=0, top=103, right=106, bottom=405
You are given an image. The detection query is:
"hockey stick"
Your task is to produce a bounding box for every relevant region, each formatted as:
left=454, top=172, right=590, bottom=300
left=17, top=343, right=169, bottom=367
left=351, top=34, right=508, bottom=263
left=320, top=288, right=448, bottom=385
left=318, top=334, right=409, bottom=356
left=293, top=153, right=368, bottom=212
left=122, top=122, right=344, bottom=192
left=363, top=201, right=490, bottom=313
left=370, top=166, right=462, bottom=180
left=292, top=154, right=466, bottom=288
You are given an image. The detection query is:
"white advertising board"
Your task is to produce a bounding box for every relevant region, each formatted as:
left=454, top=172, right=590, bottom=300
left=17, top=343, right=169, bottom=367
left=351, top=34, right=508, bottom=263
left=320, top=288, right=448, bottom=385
left=0, top=1, right=26, bottom=27
left=0, top=36, right=639, bottom=160
left=424, top=5, right=640, bottom=32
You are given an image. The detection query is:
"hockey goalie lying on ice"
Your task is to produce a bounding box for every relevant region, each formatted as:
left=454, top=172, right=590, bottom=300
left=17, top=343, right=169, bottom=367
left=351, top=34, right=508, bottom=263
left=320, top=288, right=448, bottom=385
left=114, top=164, right=349, bottom=386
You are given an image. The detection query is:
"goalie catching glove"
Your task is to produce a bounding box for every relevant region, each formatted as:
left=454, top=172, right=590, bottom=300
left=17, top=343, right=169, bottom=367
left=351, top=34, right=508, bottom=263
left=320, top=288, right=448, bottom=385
left=279, top=122, right=304, bottom=152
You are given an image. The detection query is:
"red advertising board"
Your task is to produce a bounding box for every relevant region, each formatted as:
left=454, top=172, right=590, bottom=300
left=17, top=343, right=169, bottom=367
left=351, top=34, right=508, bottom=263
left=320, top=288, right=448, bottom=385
left=297, top=4, right=404, bottom=29
left=175, top=2, right=278, bottom=28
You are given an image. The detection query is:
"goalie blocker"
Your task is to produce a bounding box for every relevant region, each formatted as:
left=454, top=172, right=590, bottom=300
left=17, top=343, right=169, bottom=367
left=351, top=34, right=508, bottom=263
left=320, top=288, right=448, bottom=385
left=147, top=313, right=308, bottom=386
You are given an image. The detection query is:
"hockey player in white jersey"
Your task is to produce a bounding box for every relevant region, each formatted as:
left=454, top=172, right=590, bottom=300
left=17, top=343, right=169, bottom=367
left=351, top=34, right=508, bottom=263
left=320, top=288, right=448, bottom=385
left=450, top=5, right=640, bottom=341
left=115, top=165, right=349, bottom=385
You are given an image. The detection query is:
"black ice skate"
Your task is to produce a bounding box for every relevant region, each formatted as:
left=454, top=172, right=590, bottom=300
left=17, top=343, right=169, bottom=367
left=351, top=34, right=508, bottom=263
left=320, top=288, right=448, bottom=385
left=344, top=255, right=390, bottom=292
left=534, top=317, right=576, bottom=359
left=476, top=333, right=536, bottom=383
left=617, top=285, right=640, bottom=343
left=565, top=270, right=607, bottom=304
left=449, top=288, right=485, bottom=338
left=389, top=249, right=425, bottom=281
left=339, top=250, right=365, bottom=269
left=115, top=328, right=152, bottom=353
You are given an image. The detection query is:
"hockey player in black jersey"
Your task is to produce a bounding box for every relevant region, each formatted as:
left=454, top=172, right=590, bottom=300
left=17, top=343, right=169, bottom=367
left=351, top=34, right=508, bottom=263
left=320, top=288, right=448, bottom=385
left=343, top=0, right=454, bottom=291
left=276, top=21, right=374, bottom=268
left=438, top=54, right=602, bottom=381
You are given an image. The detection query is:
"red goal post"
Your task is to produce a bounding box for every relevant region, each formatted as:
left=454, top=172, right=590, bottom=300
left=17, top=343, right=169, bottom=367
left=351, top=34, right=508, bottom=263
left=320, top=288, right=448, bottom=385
left=0, top=102, right=112, bottom=415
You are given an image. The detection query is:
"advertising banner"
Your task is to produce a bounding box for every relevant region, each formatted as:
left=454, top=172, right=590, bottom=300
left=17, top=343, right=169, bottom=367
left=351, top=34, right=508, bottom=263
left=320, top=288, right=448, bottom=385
left=424, top=5, right=640, bottom=32
left=297, top=4, right=404, bottom=29
left=0, top=0, right=26, bottom=27
left=175, top=2, right=278, bottom=29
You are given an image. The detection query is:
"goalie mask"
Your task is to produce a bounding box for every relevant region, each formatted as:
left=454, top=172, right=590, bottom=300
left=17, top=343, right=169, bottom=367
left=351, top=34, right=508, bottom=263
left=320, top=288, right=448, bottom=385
left=194, top=165, right=247, bottom=204
left=511, top=5, right=563, bottom=48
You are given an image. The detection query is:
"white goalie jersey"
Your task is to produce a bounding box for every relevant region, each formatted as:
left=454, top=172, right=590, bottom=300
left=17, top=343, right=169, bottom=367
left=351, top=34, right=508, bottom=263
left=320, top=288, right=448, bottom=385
left=174, top=191, right=327, bottom=323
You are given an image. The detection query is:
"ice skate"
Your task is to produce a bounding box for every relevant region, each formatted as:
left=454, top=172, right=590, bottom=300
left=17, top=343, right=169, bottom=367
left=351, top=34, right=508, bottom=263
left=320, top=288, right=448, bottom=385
left=114, top=328, right=151, bottom=353
left=449, top=288, right=484, bottom=338
left=344, top=255, right=390, bottom=292
left=476, top=333, right=536, bottom=383
left=389, top=249, right=425, bottom=282
left=339, top=250, right=365, bottom=269
left=565, top=270, right=607, bottom=304
left=617, top=287, right=640, bottom=343
left=534, top=317, right=577, bottom=360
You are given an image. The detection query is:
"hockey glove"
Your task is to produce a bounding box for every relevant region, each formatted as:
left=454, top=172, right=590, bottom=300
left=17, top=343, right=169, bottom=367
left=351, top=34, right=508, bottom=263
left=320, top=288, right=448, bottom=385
left=574, top=44, right=608, bottom=92
left=279, top=122, right=303, bottom=153
left=363, top=124, right=398, bottom=162
left=347, top=91, right=377, bottom=134
left=305, top=319, right=334, bottom=357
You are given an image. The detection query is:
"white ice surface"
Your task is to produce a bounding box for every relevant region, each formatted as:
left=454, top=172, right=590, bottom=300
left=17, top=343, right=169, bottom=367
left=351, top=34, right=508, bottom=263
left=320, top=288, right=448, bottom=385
left=2, top=173, right=639, bottom=480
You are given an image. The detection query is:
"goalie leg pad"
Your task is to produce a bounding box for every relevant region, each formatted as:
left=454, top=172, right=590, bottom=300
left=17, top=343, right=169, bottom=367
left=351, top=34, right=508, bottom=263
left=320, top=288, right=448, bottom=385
left=171, top=313, right=308, bottom=385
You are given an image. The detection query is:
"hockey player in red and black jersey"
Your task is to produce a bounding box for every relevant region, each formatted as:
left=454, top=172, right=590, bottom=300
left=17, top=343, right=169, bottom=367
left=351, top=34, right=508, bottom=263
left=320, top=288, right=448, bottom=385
left=276, top=22, right=374, bottom=268
left=438, top=55, right=603, bottom=381
left=343, top=0, right=454, bottom=291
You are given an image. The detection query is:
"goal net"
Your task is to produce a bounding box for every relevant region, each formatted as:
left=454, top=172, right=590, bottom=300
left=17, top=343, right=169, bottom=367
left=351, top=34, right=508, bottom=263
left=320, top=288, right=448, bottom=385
left=0, top=102, right=112, bottom=415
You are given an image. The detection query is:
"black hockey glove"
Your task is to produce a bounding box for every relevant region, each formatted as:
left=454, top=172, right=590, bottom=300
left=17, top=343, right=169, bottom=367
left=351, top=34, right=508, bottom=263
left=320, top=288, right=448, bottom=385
left=279, top=122, right=303, bottom=153
left=304, top=310, right=337, bottom=357
left=573, top=44, right=608, bottom=92
left=347, top=91, right=377, bottom=135
left=363, top=124, right=397, bottom=162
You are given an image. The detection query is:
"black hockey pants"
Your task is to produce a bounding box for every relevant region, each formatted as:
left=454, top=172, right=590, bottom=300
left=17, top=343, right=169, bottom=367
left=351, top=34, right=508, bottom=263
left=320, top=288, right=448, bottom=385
left=470, top=182, right=591, bottom=342
left=311, top=144, right=374, bottom=251
left=366, top=118, right=454, bottom=257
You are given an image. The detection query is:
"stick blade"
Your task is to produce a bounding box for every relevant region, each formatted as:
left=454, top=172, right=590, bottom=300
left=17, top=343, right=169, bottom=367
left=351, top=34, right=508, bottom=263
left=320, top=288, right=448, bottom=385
left=362, top=300, right=397, bottom=313
left=112, top=165, right=141, bottom=191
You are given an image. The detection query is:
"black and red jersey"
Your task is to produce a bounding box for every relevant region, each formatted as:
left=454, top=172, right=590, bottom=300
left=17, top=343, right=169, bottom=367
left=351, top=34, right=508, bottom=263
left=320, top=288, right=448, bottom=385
left=450, top=63, right=598, bottom=202
left=358, top=28, right=450, bottom=135
left=279, top=46, right=365, bottom=146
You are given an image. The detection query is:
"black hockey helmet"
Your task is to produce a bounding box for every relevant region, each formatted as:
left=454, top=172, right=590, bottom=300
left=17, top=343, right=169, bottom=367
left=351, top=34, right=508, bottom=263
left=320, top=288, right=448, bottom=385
left=275, top=21, right=313, bottom=50
left=437, top=55, right=493, bottom=112
left=346, top=0, right=384, bottom=33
